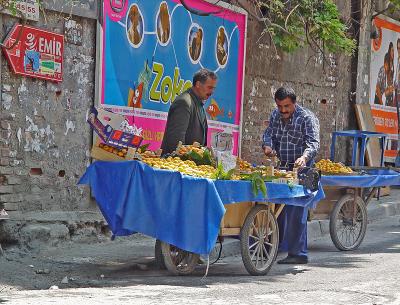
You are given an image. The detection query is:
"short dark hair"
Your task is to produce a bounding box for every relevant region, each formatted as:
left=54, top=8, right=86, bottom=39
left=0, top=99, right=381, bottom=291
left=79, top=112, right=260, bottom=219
left=274, top=86, right=296, bottom=103
left=193, top=69, right=217, bottom=86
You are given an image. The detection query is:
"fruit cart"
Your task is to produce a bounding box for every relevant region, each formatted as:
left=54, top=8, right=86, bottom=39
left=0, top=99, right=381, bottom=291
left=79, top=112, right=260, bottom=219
left=79, top=160, right=324, bottom=276
left=82, top=111, right=324, bottom=276
left=312, top=164, right=400, bottom=251
left=156, top=201, right=284, bottom=276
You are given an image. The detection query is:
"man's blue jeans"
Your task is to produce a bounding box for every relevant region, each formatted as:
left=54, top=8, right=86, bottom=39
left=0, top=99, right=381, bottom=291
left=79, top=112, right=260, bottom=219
left=277, top=205, right=308, bottom=257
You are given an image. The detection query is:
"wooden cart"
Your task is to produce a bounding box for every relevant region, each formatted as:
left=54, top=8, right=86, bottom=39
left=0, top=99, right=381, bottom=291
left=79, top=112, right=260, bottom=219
left=311, top=185, right=374, bottom=251
left=313, top=167, right=400, bottom=251
left=157, top=201, right=285, bottom=276
left=157, top=181, right=389, bottom=275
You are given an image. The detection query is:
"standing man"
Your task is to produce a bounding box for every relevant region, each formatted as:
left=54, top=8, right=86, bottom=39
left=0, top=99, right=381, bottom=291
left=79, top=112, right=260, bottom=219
left=161, top=69, right=217, bottom=154
left=262, top=86, right=320, bottom=264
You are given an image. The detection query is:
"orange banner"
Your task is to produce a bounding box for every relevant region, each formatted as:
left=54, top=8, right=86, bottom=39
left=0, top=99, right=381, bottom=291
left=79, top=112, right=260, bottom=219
left=370, top=16, right=400, bottom=161
left=371, top=109, right=398, bottom=134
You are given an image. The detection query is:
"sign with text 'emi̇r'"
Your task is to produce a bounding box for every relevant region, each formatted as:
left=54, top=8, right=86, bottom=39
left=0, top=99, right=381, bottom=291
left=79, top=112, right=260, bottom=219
left=1, top=24, right=64, bottom=82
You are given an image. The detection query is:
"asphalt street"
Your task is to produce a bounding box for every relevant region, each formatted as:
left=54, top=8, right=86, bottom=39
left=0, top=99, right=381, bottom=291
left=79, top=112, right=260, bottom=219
left=1, top=215, right=399, bottom=305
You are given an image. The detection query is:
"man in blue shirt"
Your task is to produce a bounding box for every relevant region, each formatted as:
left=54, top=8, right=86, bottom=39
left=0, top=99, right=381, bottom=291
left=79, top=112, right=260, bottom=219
left=262, top=86, right=320, bottom=264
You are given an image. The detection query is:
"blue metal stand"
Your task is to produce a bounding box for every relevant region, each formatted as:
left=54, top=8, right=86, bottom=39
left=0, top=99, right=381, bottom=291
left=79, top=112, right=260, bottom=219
left=330, top=130, right=387, bottom=167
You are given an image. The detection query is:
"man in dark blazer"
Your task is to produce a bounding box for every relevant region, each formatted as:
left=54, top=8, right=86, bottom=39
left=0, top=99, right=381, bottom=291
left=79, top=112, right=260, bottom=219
left=161, top=69, right=217, bottom=154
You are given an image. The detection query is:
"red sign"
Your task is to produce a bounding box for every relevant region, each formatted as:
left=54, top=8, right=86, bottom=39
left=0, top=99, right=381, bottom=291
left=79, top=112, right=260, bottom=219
left=2, top=24, right=64, bottom=82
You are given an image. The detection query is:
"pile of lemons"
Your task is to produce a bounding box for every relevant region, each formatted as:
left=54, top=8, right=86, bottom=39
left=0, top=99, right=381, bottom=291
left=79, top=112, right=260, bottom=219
left=141, top=156, right=216, bottom=178
left=237, top=158, right=252, bottom=171
left=177, top=143, right=205, bottom=157
left=140, top=150, right=160, bottom=158
left=315, top=159, right=353, bottom=174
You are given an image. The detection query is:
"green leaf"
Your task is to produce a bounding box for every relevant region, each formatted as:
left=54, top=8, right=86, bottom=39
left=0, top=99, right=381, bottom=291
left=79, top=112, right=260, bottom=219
left=260, top=180, right=267, bottom=198
left=225, top=168, right=236, bottom=180
left=261, top=0, right=356, bottom=55
left=186, top=150, right=203, bottom=162
left=202, top=149, right=213, bottom=166
left=138, top=143, right=150, bottom=153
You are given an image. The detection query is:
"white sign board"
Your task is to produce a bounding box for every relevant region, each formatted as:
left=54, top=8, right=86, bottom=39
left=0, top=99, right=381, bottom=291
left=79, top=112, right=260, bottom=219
left=211, top=131, right=233, bottom=152
left=2, top=0, right=40, bottom=22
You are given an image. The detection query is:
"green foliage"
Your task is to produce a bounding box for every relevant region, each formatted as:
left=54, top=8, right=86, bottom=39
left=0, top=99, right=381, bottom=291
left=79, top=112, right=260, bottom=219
left=138, top=143, right=150, bottom=153
left=250, top=172, right=267, bottom=198
left=388, top=0, right=400, bottom=11
left=240, top=172, right=267, bottom=198
left=183, top=149, right=213, bottom=166
left=212, top=162, right=235, bottom=180
left=258, top=0, right=356, bottom=56
left=202, top=149, right=213, bottom=166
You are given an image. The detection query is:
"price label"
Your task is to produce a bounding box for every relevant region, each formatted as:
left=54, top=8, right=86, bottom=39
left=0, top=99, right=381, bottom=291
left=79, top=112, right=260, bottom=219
left=211, top=132, right=233, bottom=152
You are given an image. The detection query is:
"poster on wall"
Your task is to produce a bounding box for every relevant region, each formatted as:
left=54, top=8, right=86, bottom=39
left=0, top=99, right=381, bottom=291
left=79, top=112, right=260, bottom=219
left=2, top=24, right=64, bottom=82
left=101, top=0, right=247, bottom=154
left=370, top=16, right=400, bottom=162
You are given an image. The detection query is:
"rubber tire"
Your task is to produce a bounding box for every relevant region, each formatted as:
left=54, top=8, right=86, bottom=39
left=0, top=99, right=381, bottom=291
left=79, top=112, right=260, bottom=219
left=160, top=241, right=199, bottom=275
left=329, top=194, right=368, bottom=251
left=154, top=239, right=166, bottom=270
left=240, top=205, right=279, bottom=276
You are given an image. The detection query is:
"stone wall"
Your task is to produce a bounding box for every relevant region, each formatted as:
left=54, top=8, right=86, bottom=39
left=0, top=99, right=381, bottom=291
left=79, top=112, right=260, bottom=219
left=0, top=0, right=358, bottom=245
left=240, top=0, right=356, bottom=165
left=0, top=10, right=96, bottom=213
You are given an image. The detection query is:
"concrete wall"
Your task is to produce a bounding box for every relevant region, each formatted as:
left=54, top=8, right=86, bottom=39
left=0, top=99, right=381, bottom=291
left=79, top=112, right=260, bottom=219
left=0, top=9, right=96, bottom=214
left=240, top=0, right=356, bottom=165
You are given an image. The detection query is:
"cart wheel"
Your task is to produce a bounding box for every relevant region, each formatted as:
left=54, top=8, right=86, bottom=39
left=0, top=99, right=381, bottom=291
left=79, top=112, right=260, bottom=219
left=160, top=241, right=199, bottom=275
left=240, top=204, right=279, bottom=276
left=154, top=239, right=166, bottom=270
left=329, top=194, right=367, bottom=251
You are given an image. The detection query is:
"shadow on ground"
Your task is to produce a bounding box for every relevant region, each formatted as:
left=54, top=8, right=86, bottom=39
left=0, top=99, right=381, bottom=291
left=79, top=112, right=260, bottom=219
left=0, top=218, right=399, bottom=291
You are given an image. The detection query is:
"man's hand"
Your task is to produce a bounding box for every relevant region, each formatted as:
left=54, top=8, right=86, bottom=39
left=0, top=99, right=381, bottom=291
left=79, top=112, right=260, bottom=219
left=294, top=156, right=307, bottom=168
left=263, top=146, right=276, bottom=157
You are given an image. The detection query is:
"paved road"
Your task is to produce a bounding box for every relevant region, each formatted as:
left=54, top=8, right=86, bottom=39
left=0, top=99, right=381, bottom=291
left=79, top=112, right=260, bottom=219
left=1, top=215, right=399, bottom=305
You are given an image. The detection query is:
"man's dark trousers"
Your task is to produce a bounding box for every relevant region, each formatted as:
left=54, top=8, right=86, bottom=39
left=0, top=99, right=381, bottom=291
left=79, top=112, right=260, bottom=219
left=277, top=205, right=308, bottom=257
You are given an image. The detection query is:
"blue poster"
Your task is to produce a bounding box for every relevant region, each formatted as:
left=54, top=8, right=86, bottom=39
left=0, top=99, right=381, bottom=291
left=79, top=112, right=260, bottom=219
left=102, top=0, right=246, bottom=152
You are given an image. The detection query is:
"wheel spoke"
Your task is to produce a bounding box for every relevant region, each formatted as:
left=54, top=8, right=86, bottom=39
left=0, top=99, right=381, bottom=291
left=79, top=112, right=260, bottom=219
left=260, top=240, right=264, bottom=265
left=264, top=241, right=273, bottom=247
left=262, top=243, right=271, bottom=261
left=249, top=240, right=258, bottom=250
left=251, top=223, right=260, bottom=237
left=264, top=211, right=271, bottom=237
left=250, top=243, right=260, bottom=261
left=256, top=213, right=261, bottom=230
left=259, top=211, right=266, bottom=237
left=254, top=243, right=260, bottom=267
left=249, top=234, right=259, bottom=241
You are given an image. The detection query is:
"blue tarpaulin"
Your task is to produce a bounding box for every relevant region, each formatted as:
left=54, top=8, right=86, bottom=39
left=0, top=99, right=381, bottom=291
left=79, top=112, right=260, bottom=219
left=321, top=169, right=400, bottom=187
left=78, top=160, right=325, bottom=254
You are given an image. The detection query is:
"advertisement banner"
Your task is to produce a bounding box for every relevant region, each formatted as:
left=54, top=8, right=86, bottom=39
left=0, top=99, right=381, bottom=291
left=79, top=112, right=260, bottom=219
left=370, top=16, right=400, bottom=161
left=2, top=24, right=64, bottom=82
left=101, top=0, right=247, bottom=154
